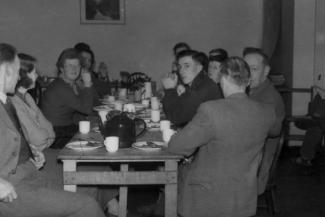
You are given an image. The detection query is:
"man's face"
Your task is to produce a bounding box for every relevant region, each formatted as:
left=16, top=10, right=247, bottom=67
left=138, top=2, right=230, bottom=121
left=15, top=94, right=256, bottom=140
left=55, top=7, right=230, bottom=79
left=244, top=54, right=269, bottom=88
left=4, top=55, right=20, bottom=94
left=208, top=61, right=222, bottom=83
left=178, top=56, right=201, bottom=85
left=80, top=51, right=92, bottom=70
left=61, top=59, right=81, bottom=82
left=27, top=68, right=38, bottom=89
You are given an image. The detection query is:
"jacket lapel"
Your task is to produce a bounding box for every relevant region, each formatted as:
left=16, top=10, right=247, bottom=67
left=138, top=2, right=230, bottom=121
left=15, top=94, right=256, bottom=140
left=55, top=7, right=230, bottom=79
left=0, top=102, right=19, bottom=135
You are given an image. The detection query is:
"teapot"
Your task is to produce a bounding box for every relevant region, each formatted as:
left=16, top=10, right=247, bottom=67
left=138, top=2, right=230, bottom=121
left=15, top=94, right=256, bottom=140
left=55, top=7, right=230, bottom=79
left=99, top=111, right=146, bottom=148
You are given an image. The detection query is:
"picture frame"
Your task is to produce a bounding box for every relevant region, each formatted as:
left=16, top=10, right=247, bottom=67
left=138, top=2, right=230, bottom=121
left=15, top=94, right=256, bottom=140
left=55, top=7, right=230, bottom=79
left=80, top=0, right=125, bottom=25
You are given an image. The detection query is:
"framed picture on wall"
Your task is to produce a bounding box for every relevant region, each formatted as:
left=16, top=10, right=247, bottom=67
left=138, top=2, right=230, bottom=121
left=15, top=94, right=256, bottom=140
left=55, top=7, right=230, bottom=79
left=80, top=0, right=125, bottom=24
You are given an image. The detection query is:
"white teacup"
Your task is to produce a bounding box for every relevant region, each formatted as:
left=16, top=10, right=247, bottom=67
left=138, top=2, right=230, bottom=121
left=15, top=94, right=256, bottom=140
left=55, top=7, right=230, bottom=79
left=160, top=120, right=171, bottom=131
left=104, top=136, right=119, bottom=152
left=114, top=101, right=123, bottom=111
left=162, top=129, right=176, bottom=143
left=141, top=99, right=150, bottom=108
left=151, top=109, right=160, bottom=123
left=79, top=121, right=90, bottom=134
left=108, top=95, right=115, bottom=102
left=151, top=97, right=159, bottom=110
left=119, top=88, right=127, bottom=98
left=123, top=103, right=136, bottom=113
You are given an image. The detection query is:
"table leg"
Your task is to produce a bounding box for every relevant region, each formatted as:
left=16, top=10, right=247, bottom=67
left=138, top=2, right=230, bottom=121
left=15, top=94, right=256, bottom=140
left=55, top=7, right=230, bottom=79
left=62, top=160, right=77, bottom=192
left=165, top=160, right=178, bottom=217
left=119, top=164, right=128, bottom=217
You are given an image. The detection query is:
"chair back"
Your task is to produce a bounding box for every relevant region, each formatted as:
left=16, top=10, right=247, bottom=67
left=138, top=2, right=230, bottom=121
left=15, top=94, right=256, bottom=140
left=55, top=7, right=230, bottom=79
left=127, top=72, right=151, bottom=91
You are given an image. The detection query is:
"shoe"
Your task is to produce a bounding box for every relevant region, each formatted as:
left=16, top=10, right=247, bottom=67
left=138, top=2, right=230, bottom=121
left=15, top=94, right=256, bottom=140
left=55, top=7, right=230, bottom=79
left=292, top=157, right=313, bottom=167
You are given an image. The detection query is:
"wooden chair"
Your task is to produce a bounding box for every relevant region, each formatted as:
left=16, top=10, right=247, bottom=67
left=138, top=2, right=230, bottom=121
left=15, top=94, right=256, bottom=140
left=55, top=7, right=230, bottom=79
left=258, top=132, right=285, bottom=215
left=127, top=72, right=151, bottom=91
left=279, top=87, right=314, bottom=145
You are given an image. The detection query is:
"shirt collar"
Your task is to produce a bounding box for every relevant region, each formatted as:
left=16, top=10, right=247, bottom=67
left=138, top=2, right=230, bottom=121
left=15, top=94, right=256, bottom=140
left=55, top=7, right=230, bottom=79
left=0, top=92, right=7, bottom=104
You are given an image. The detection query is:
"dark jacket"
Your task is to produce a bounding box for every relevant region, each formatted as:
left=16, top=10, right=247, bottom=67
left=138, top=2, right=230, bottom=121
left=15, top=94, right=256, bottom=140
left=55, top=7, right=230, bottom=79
left=41, top=78, right=96, bottom=126
left=162, top=71, right=223, bottom=127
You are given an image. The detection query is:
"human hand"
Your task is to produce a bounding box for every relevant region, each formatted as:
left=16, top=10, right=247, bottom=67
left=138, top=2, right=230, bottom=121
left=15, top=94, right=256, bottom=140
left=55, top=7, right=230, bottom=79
left=176, top=84, right=186, bottom=96
left=161, top=73, right=178, bottom=89
left=81, top=69, right=92, bottom=87
left=30, top=151, right=45, bottom=170
left=0, top=178, right=17, bottom=203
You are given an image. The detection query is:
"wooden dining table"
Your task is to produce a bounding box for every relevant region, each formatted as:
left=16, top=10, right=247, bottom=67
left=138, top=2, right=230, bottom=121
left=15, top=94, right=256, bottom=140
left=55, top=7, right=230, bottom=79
left=58, top=129, right=183, bottom=217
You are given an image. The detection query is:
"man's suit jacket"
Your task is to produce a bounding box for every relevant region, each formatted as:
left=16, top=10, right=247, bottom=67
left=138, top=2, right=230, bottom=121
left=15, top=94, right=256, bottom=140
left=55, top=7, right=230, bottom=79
left=168, top=93, right=276, bottom=217
left=0, top=102, right=22, bottom=179
left=11, top=93, right=55, bottom=152
left=249, top=79, right=285, bottom=194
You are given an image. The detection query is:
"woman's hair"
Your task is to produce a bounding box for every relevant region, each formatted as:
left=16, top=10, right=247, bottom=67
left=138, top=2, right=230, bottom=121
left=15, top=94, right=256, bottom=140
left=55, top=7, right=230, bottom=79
left=74, top=42, right=95, bottom=67
left=173, top=42, right=191, bottom=55
left=220, top=56, right=250, bottom=87
left=56, top=48, right=81, bottom=74
left=176, top=50, right=208, bottom=71
left=16, top=61, right=35, bottom=89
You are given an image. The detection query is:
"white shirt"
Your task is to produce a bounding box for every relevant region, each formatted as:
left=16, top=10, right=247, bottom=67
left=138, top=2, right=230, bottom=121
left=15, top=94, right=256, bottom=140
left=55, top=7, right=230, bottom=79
left=0, top=91, right=7, bottom=104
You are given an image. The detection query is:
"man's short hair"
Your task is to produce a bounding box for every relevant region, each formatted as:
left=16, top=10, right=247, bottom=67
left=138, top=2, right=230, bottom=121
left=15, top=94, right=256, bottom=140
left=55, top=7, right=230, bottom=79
left=16, top=61, right=35, bottom=89
left=209, top=48, right=228, bottom=63
left=242, top=47, right=270, bottom=66
left=0, top=43, right=17, bottom=65
left=176, top=49, right=208, bottom=70
left=56, top=48, right=81, bottom=73
left=220, top=56, right=251, bottom=87
left=209, top=48, right=228, bottom=58
left=173, top=42, right=190, bottom=55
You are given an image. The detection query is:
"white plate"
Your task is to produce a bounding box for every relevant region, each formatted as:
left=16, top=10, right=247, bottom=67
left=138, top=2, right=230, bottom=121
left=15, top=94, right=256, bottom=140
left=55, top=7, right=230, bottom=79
left=93, top=105, right=112, bottom=112
left=132, top=141, right=166, bottom=151
left=66, top=141, right=103, bottom=150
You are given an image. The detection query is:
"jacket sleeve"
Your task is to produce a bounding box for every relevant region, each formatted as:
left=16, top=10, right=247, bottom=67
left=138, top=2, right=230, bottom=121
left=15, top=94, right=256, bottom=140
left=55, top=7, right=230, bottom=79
left=12, top=95, right=55, bottom=151
left=167, top=103, right=215, bottom=156
left=162, top=83, right=219, bottom=126
left=60, top=86, right=96, bottom=115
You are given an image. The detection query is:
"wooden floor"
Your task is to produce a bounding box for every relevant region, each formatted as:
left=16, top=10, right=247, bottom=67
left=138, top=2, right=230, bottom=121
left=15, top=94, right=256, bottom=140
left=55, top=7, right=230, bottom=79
left=126, top=146, right=325, bottom=217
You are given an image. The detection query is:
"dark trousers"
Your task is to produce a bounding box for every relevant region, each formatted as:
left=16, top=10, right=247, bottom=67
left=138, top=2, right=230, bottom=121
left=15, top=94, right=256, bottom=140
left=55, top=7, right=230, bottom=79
left=0, top=162, right=105, bottom=217
left=295, top=119, right=324, bottom=160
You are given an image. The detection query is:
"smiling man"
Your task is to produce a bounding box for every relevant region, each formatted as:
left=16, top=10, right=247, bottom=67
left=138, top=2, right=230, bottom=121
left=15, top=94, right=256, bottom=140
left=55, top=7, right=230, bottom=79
left=162, top=50, right=222, bottom=128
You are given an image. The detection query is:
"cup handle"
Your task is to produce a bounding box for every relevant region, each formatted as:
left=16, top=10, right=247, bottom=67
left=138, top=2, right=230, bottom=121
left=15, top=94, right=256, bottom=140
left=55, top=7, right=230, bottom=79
left=135, top=118, right=147, bottom=137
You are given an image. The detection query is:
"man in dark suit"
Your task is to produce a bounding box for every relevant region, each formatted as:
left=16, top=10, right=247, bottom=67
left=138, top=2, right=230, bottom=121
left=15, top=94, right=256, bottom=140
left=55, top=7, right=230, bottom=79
left=167, top=57, right=276, bottom=217
left=162, top=49, right=223, bottom=128
left=0, top=43, right=105, bottom=217
left=243, top=47, right=285, bottom=194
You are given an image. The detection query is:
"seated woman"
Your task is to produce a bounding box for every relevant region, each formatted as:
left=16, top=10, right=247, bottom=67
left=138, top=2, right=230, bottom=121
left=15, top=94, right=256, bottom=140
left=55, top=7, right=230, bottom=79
left=41, top=48, right=96, bottom=149
left=74, top=42, right=111, bottom=98
left=11, top=56, right=55, bottom=169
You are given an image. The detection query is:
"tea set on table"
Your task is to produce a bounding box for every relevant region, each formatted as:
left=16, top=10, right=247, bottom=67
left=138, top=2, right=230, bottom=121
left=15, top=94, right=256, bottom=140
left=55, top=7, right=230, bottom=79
left=68, top=84, right=176, bottom=153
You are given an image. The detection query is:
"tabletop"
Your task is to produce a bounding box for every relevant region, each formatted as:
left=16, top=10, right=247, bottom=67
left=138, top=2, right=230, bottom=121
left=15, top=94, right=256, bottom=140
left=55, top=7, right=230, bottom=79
left=58, top=129, right=182, bottom=162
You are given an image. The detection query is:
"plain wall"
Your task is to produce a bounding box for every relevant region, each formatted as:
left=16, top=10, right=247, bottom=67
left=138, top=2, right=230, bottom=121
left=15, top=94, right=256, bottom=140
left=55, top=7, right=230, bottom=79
left=0, top=0, right=263, bottom=83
